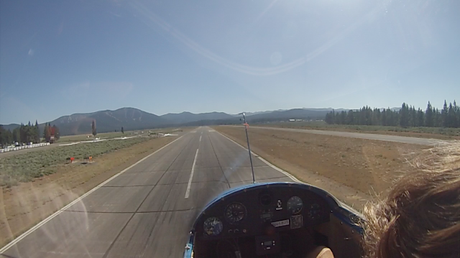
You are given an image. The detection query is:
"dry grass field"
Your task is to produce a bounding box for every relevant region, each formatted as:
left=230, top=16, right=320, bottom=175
left=214, top=126, right=433, bottom=210
left=259, top=122, right=460, bottom=140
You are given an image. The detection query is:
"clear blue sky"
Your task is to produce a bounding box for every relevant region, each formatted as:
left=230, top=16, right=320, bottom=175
left=1, top=0, right=459, bottom=124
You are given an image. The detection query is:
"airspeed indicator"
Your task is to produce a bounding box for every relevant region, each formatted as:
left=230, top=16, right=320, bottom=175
left=287, top=196, right=303, bottom=214
left=225, top=203, right=246, bottom=224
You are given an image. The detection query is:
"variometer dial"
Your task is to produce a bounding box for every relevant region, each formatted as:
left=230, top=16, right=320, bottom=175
left=224, top=202, right=247, bottom=224
left=308, top=203, right=322, bottom=220
left=287, top=196, right=303, bottom=214
left=203, top=217, right=223, bottom=236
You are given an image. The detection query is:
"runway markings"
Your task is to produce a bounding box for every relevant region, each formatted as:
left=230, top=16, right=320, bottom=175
left=213, top=130, right=364, bottom=216
left=257, top=156, right=300, bottom=183
left=214, top=131, right=300, bottom=183
left=0, top=136, right=184, bottom=254
left=199, top=135, right=202, bottom=142
left=185, top=148, right=200, bottom=198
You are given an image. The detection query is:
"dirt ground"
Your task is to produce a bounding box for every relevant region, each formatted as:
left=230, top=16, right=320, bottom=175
left=0, top=136, right=176, bottom=248
left=214, top=126, right=429, bottom=211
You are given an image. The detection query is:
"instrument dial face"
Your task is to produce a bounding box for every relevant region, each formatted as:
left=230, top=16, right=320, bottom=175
left=308, top=203, right=322, bottom=220
left=259, top=192, right=272, bottom=206
left=203, top=217, right=223, bottom=236
left=224, top=202, right=247, bottom=224
left=287, top=196, right=303, bottom=214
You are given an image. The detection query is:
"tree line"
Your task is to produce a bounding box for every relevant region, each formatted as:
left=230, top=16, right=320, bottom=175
left=0, top=121, right=60, bottom=148
left=325, top=100, right=460, bottom=128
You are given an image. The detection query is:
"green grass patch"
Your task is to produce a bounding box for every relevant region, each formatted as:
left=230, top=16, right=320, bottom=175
left=0, top=137, right=147, bottom=187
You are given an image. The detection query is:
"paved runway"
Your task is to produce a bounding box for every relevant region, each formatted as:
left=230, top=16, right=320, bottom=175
left=1, top=127, right=293, bottom=258
left=248, top=126, right=447, bottom=146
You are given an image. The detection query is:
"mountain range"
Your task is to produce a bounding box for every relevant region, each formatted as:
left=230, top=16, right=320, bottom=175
left=161, top=112, right=235, bottom=125
left=0, top=107, right=336, bottom=136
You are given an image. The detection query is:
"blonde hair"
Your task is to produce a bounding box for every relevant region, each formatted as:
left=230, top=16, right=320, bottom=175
left=363, top=141, right=460, bottom=258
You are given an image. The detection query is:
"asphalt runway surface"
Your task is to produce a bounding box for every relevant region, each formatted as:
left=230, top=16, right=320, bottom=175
left=1, top=127, right=294, bottom=258
left=248, top=126, right=447, bottom=146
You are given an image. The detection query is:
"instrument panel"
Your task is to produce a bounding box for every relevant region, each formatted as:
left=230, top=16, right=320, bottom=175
left=195, top=183, right=331, bottom=239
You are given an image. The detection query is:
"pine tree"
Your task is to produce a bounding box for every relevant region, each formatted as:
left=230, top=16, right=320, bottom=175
left=35, top=120, right=40, bottom=143
left=92, top=120, right=97, bottom=137
left=5, top=129, right=13, bottom=146
left=454, top=100, right=460, bottom=128
left=448, top=102, right=457, bottom=128
left=0, top=127, right=14, bottom=147
left=12, top=128, right=19, bottom=143
left=425, top=102, right=433, bottom=127
left=416, top=109, right=424, bottom=127
left=434, top=108, right=442, bottom=127
left=0, top=126, right=5, bottom=147
left=55, top=126, right=60, bottom=140
left=442, top=100, right=449, bottom=127
left=346, top=110, right=354, bottom=125
left=19, top=124, right=25, bottom=143
left=43, top=124, right=50, bottom=142
left=323, top=100, right=458, bottom=128
left=399, top=103, right=409, bottom=127
left=325, top=111, right=335, bottom=124
left=52, top=125, right=60, bottom=140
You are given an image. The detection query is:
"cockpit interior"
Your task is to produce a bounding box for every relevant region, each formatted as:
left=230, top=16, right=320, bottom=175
left=184, top=182, right=364, bottom=258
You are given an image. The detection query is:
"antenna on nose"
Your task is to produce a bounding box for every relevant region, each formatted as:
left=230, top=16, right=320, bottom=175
left=239, top=112, right=255, bottom=184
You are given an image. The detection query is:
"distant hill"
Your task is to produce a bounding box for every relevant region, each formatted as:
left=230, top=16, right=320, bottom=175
left=1, top=123, right=21, bottom=131
left=0, top=108, right=170, bottom=136
left=48, top=107, right=169, bottom=135
left=174, top=108, right=334, bottom=126
left=161, top=112, right=234, bottom=124
left=0, top=107, right=337, bottom=136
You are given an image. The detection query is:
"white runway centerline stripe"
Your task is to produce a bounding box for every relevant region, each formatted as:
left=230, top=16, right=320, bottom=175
left=185, top=148, right=200, bottom=198
left=199, top=135, right=202, bottom=142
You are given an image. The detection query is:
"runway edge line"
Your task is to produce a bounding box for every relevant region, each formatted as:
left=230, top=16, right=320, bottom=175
left=0, top=135, right=184, bottom=254
left=216, top=128, right=363, bottom=217
left=213, top=129, right=301, bottom=183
